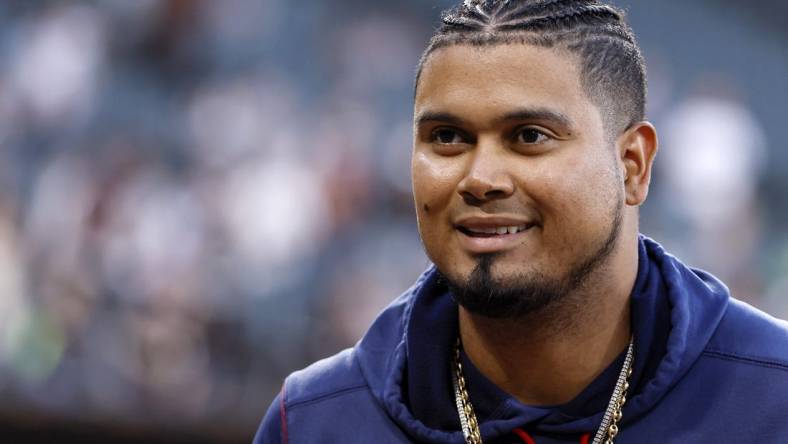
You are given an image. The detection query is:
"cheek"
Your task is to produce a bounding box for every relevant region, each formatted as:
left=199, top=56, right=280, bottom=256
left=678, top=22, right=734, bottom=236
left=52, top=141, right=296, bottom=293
left=529, top=154, right=617, bottom=238
left=411, top=151, right=466, bottom=265
left=411, top=151, right=462, bottom=212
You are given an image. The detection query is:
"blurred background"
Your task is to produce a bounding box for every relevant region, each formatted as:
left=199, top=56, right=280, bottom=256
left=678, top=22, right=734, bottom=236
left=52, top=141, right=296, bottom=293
left=0, top=0, right=785, bottom=442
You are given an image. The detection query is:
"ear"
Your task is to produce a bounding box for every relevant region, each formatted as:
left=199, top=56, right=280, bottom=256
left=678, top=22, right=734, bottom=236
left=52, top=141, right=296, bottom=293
left=617, top=122, right=658, bottom=206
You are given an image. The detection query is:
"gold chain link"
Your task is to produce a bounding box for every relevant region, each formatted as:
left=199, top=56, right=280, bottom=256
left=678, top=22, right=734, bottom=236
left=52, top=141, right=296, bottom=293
left=454, top=340, right=483, bottom=444
left=601, top=364, right=633, bottom=443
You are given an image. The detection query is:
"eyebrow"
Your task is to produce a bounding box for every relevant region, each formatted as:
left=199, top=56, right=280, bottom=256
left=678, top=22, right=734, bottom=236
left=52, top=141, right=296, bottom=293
left=414, top=107, right=574, bottom=130
left=414, top=111, right=465, bottom=127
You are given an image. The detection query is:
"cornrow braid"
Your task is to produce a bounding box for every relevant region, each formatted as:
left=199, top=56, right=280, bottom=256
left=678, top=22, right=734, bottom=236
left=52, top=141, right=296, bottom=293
left=498, top=0, right=596, bottom=24
left=500, top=5, right=623, bottom=32
left=416, top=0, right=647, bottom=136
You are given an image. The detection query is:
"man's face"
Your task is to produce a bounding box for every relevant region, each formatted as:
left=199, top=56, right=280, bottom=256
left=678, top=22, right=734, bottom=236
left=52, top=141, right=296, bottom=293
left=412, top=44, right=624, bottom=317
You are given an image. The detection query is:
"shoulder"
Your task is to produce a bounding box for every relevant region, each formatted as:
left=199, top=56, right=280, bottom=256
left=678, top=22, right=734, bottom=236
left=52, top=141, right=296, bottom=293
left=642, top=298, right=788, bottom=436
left=704, top=297, right=788, bottom=372
left=283, top=348, right=369, bottom=409
left=254, top=348, right=382, bottom=444
left=283, top=267, right=435, bottom=406
left=273, top=268, right=434, bottom=417
left=271, top=348, right=412, bottom=443
left=254, top=391, right=284, bottom=444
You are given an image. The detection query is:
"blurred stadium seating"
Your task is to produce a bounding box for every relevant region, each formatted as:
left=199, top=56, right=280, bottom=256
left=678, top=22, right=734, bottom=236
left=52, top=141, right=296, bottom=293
left=0, top=0, right=785, bottom=442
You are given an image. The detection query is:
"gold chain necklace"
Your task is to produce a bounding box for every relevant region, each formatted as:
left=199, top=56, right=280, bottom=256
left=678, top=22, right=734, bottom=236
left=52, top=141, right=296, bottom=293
left=451, top=336, right=634, bottom=444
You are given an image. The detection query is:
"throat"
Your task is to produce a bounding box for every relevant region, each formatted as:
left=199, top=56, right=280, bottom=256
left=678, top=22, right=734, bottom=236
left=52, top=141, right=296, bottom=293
left=457, top=300, right=631, bottom=406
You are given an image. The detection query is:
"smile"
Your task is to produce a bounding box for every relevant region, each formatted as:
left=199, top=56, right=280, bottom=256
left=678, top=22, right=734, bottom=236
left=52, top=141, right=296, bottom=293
left=458, top=224, right=531, bottom=237
left=454, top=220, right=537, bottom=254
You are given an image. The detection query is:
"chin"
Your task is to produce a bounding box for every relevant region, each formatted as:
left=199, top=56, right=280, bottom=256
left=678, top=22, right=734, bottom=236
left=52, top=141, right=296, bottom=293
left=431, top=250, right=566, bottom=318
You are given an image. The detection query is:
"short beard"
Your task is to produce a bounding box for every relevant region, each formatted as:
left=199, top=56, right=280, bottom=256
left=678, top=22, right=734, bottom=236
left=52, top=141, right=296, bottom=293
left=440, top=198, right=624, bottom=319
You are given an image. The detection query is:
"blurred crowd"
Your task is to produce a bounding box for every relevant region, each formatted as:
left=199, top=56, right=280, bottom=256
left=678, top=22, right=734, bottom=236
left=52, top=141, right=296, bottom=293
left=0, top=0, right=785, bottom=440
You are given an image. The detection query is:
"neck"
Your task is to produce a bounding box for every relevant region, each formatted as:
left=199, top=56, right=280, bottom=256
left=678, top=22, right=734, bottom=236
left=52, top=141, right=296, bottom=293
left=458, top=237, right=637, bottom=406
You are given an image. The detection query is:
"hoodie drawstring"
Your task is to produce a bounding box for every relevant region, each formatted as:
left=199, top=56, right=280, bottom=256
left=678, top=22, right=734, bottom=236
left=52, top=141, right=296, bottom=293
left=512, top=428, right=591, bottom=444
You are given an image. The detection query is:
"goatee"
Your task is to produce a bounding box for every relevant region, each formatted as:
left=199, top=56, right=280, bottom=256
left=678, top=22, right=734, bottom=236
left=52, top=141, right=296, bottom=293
left=440, top=199, right=623, bottom=319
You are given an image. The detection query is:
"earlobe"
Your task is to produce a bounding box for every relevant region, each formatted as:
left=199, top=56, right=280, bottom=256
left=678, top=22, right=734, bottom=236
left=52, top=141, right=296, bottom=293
left=619, top=122, right=658, bottom=206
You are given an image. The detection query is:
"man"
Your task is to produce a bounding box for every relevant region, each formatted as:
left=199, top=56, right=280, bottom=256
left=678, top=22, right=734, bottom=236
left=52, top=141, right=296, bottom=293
left=255, top=1, right=788, bottom=442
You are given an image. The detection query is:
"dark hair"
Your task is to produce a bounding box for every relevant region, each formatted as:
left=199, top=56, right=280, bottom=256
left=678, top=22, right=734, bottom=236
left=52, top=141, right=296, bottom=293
left=415, top=0, right=646, bottom=135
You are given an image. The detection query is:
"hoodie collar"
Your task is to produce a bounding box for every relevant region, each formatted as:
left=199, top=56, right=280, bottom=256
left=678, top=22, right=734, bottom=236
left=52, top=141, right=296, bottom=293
left=356, top=235, right=730, bottom=442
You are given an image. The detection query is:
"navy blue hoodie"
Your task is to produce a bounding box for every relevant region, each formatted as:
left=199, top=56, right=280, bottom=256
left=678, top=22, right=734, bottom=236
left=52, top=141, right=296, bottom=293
left=255, top=236, right=788, bottom=443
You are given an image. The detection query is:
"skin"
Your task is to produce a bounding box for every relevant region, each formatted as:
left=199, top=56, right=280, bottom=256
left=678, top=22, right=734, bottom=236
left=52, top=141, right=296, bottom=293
left=412, top=44, right=658, bottom=405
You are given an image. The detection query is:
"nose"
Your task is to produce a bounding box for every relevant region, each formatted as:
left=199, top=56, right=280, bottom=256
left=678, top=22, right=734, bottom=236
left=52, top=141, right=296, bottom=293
left=457, top=141, right=515, bottom=204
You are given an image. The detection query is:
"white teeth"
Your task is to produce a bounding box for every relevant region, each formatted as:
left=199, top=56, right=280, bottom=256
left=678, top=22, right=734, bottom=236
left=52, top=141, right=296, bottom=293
left=465, top=224, right=530, bottom=235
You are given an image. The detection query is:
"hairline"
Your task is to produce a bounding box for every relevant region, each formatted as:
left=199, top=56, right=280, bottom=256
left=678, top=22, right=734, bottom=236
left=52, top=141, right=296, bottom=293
left=413, top=39, right=628, bottom=142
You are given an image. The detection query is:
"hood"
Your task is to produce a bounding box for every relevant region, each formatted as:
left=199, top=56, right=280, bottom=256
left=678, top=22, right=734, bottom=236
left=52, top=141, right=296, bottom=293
left=354, top=236, right=730, bottom=442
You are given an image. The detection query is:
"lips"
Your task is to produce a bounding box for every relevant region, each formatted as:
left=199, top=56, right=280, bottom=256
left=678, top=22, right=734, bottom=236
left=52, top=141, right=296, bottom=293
left=454, top=216, right=537, bottom=253
left=455, top=216, right=536, bottom=236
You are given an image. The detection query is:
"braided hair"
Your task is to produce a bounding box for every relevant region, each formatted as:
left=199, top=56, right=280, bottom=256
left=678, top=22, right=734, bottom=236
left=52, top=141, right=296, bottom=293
left=416, top=0, right=646, bottom=135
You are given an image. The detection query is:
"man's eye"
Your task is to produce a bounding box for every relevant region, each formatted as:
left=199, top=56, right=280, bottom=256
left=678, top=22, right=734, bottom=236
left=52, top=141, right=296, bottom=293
left=516, top=128, right=549, bottom=144
left=431, top=128, right=464, bottom=144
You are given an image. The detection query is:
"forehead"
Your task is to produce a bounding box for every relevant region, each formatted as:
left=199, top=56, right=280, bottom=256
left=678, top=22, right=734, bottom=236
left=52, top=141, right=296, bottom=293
left=415, top=44, right=600, bottom=128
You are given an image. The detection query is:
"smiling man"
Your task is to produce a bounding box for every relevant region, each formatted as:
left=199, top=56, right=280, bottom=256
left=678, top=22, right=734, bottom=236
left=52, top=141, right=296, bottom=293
left=255, top=1, right=788, bottom=443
